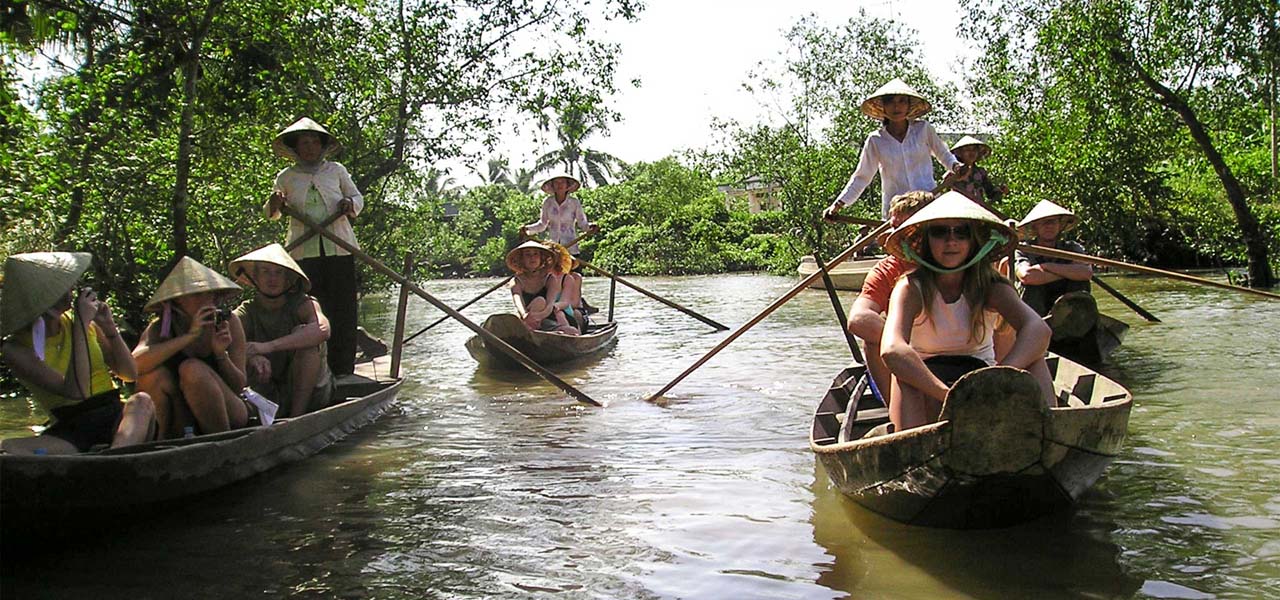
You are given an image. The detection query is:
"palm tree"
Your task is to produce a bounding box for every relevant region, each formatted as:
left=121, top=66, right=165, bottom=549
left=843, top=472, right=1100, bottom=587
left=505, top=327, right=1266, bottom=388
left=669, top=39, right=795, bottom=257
left=533, top=104, right=626, bottom=187
left=472, top=157, right=513, bottom=187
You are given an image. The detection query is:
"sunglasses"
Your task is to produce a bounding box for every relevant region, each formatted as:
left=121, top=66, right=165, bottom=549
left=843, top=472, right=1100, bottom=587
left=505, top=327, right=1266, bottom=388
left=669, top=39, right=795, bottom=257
left=926, top=225, right=972, bottom=240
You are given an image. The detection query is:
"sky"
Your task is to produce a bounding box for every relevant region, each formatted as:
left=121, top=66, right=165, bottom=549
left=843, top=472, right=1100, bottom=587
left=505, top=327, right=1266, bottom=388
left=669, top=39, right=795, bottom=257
left=485, top=0, right=973, bottom=179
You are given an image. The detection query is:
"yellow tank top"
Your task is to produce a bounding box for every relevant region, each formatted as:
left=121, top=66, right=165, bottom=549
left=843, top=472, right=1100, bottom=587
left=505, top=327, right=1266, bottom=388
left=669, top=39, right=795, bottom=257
left=14, top=313, right=118, bottom=414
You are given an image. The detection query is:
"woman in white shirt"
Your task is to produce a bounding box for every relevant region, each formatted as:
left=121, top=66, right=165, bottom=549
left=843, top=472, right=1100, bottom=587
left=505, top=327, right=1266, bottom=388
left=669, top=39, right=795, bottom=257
left=823, top=78, right=962, bottom=220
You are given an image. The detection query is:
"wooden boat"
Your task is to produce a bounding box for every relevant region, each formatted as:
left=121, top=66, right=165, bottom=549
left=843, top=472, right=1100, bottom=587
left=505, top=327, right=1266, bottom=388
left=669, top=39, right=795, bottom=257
left=0, top=367, right=401, bottom=528
left=797, top=255, right=881, bottom=291
left=465, top=313, right=618, bottom=369
left=1044, top=291, right=1129, bottom=365
left=810, top=353, right=1131, bottom=529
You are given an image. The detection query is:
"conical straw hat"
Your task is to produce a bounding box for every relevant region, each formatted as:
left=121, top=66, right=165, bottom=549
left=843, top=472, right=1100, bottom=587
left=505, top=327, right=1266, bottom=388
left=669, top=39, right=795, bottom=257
left=228, top=243, right=311, bottom=293
left=145, top=256, right=242, bottom=312
left=272, top=117, right=341, bottom=160
left=0, top=252, right=91, bottom=337
left=539, top=172, right=582, bottom=194
left=950, top=135, right=992, bottom=161
left=542, top=242, right=575, bottom=274
left=505, top=240, right=558, bottom=274
left=860, top=78, right=932, bottom=120
left=1017, top=200, right=1079, bottom=233
left=883, top=191, right=1017, bottom=264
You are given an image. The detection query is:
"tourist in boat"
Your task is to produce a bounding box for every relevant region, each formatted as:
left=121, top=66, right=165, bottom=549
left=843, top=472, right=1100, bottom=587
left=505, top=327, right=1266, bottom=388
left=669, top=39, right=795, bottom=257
left=0, top=252, right=156, bottom=454
left=266, top=116, right=362, bottom=380
left=229, top=243, right=334, bottom=418
left=845, top=190, right=936, bottom=407
left=944, top=135, right=1007, bottom=210
left=880, top=191, right=1055, bottom=432
left=1014, top=200, right=1092, bottom=316
left=506, top=240, right=582, bottom=335
left=133, top=257, right=250, bottom=438
left=822, top=78, right=963, bottom=221
left=520, top=173, right=600, bottom=314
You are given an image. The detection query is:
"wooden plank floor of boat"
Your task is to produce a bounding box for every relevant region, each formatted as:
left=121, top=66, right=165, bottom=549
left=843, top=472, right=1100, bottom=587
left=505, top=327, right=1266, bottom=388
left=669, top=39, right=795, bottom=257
left=351, top=355, right=397, bottom=383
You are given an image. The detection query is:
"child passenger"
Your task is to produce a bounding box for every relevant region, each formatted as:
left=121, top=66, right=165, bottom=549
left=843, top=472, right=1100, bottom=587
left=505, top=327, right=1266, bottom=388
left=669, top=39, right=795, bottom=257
left=230, top=243, right=334, bottom=418
left=266, top=117, right=362, bottom=379
left=823, top=78, right=963, bottom=220
left=0, top=252, right=155, bottom=453
left=133, top=257, right=250, bottom=438
left=506, top=241, right=583, bottom=335
left=880, top=191, right=1055, bottom=432
left=944, top=136, right=1007, bottom=210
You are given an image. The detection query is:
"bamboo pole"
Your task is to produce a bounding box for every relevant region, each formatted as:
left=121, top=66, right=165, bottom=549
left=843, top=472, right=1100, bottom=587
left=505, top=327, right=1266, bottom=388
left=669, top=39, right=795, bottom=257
left=647, top=221, right=891, bottom=402
left=577, top=260, right=729, bottom=331
left=1017, top=243, right=1280, bottom=301
left=1091, top=275, right=1160, bottom=323
left=390, top=253, right=413, bottom=378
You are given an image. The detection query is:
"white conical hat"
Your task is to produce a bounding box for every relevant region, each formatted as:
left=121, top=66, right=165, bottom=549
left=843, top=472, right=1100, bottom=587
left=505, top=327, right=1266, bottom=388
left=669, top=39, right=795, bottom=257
left=539, top=172, right=582, bottom=194
left=228, top=243, right=311, bottom=293
left=272, top=117, right=341, bottom=160
left=0, top=252, right=92, bottom=337
left=860, top=78, right=932, bottom=120
left=144, top=256, right=242, bottom=312
left=950, top=135, right=992, bottom=161
left=883, top=191, right=1017, bottom=264
left=1017, top=200, right=1079, bottom=233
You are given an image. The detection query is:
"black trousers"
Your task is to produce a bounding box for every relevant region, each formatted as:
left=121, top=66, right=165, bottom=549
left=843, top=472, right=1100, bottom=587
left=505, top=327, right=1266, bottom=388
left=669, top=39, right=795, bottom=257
left=299, top=254, right=357, bottom=376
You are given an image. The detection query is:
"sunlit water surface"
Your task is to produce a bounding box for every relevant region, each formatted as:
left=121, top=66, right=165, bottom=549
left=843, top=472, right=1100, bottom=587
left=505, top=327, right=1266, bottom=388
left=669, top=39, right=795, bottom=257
left=2, top=273, right=1278, bottom=599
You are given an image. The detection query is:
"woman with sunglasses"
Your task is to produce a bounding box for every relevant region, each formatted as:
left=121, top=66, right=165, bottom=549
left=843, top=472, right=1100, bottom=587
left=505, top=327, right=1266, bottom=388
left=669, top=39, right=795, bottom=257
left=880, top=192, right=1054, bottom=432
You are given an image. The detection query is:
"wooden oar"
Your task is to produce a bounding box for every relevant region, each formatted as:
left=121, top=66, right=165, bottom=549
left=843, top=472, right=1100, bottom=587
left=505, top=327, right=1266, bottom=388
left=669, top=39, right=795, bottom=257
left=647, top=221, right=891, bottom=402
left=283, top=210, right=348, bottom=252
left=1017, top=243, right=1280, bottom=301
left=577, top=260, right=729, bottom=331
left=1091, top=275, right=1161, bottom=323
left=278, top=205, right=603, bottom=406
left=811, top=247, right=864, bottom=363
left=826, top=214, right=883, bottom=227
left=402, top=230, right=599, bottom=344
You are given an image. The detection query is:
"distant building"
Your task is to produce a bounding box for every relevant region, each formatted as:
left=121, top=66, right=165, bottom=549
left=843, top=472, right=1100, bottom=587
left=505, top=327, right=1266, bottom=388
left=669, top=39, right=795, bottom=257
left=717, top=175, right=781, bottom=213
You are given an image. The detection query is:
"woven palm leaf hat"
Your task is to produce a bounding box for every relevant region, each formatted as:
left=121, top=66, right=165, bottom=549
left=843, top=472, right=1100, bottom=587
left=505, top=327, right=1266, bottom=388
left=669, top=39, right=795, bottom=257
left=883, top=191, right=1017, bottom=267
left=542, top=242, right=575, bottom=274
left=505, top=240, right=559, bottom=274
left=950, top=135, right=992, bottom=161
left=144, top=256, right=242, bottom=313
left=860, top=78, right=932, bottom=120
left=228, top=243, right=311, bottom=293
left=1017, top=200, right=1080, bottom=234
left=0, top=252, right=92, bottom=337
left=272, top=117, right=341, bottom=160
left=539, top=172, right=582, bottom=195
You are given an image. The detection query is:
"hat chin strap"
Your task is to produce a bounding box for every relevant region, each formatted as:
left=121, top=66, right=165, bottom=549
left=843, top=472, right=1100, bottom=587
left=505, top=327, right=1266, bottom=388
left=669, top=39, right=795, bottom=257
left=904, top=232, right=1007, bottom=274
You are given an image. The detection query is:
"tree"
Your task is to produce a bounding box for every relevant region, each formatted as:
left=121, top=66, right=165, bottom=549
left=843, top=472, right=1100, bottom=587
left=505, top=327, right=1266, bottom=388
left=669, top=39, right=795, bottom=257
left=961, top=0, right=1276, bottom=286
left=533, top=90, right=627, bottom=187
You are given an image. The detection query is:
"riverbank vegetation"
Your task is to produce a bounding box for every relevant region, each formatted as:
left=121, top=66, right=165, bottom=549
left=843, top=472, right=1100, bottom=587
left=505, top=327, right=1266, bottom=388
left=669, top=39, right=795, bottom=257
left=3, top=1, right=1276, bottom=342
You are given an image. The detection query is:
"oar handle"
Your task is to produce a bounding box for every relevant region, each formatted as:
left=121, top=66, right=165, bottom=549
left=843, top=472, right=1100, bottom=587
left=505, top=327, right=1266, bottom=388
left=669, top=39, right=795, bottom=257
left=1018, top=243, right=1280, bottom=301
left=647, top=221, right=892, bottom=402
left=825, top=214, right=883, bottom=227
left=284, top=210, right=348, bottom=252
left=279, top=205, right=604, bottom=407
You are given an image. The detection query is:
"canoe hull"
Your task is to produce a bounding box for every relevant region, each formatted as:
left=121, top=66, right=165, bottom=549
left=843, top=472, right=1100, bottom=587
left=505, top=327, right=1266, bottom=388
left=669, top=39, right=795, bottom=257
left=1044, top=292, right=1130, bottom=365
left=465, top=313, right=617, bottom=369
left=797, top=256, right=880, bottom=291
left=1, top=378, right=400, bottom=519
left=810, top=354, right=1131, bottom=529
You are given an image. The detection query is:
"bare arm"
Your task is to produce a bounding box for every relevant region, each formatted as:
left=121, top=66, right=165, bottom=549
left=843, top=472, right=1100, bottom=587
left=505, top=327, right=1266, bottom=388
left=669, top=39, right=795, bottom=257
left=92, top=302, right=137, bottom=382
left=880, top=279, right=949, bottom=403
left=987, top=283, right=1051, bottom=369
left=133, top=320, right=202, bottom=376
left=245, top=298, right=330, bottom=357
left=210, top=314, right=248, bottom=391
left=1040, top=261, right=1093, bottom=281
left=846, top=295, right=886, bottom=345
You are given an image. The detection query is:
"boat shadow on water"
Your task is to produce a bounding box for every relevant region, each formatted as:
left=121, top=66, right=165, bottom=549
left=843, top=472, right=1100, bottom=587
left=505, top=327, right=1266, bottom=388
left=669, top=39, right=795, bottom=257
left=809, top=463, right=1144, bottom=599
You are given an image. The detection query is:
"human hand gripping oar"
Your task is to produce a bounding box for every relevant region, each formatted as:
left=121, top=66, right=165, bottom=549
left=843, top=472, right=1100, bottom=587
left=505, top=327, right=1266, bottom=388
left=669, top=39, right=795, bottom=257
left=647, top=221, right=892, bottom=402
left=277, top=204, right=604, bottom=407
left=403, top=229, right=598, bottom=345
left=1017, top=243, right=1280, bottom=301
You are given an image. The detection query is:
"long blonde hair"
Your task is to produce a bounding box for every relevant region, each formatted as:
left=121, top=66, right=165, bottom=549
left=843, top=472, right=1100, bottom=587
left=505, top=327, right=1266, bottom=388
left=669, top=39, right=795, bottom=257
left=907, top=224, right=1012, bottom=342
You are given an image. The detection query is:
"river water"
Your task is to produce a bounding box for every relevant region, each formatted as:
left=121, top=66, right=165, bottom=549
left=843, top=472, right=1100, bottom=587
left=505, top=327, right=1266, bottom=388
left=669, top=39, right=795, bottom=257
left=2, top=273, right=1278, bottom=599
